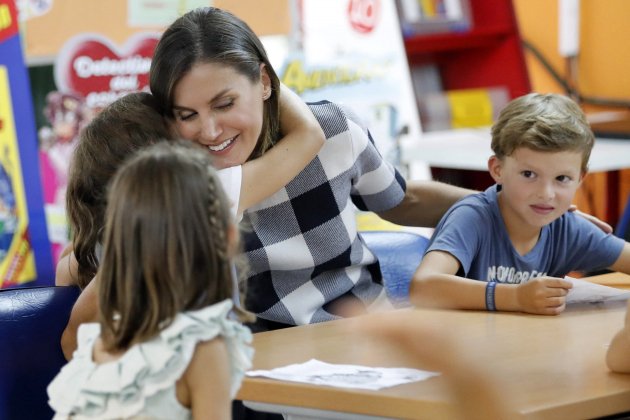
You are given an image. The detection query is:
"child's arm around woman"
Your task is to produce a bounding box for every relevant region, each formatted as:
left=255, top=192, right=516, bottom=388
left=235, top=84, right=324, bottom=215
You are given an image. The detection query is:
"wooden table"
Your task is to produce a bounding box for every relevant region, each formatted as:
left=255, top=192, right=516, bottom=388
left=586, top=272, right=630, bottom=290
left=237, top=274, right=630, bottom=419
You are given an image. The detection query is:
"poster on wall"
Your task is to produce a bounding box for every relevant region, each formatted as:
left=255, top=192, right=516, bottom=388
left=281, top=0, right=423, bottom=172
left=0, top=0, right=53, bottom=287
left=269, top=0, right=427, bottom=231
left=40, top=32, right=159, bottom=264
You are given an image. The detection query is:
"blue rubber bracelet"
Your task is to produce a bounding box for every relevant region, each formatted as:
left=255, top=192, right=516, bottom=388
left=485, top=281, right=497, bottom=311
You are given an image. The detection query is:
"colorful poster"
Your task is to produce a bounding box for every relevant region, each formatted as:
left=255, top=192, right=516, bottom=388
left=38, top=32, right=159, bottom=264
left=53, top=32, right=160, bottom=109
left=0, top=0, right=53, bottom=287
left=265, top=0, right=428, bottom=232
left=282, top=0, right=423, bottom=173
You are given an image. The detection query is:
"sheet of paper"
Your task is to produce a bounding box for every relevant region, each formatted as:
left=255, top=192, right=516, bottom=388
left=246, top=359, right=439, bottom=390
left=565, top=277, right=630, bottom=304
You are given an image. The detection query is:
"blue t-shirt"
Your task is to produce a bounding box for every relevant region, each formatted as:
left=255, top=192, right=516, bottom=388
left=426, top=185, right=625, bottom=284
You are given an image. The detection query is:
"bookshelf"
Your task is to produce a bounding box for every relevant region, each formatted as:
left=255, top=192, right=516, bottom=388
left=399, top=1, right=629, bottom=226
left=403, top=0, right=530, bottom=99
left=400, top=0, right=530, bottom=189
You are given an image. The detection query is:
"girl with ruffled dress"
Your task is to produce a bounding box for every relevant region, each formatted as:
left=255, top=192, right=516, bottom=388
left=48, top=141, right=254, bottom=419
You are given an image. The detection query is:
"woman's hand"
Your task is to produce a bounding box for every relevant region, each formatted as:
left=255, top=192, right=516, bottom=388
left=569, top=205, right=613, bottom=233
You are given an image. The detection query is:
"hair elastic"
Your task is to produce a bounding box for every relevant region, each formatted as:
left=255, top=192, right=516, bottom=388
left=485, top=281, right=497, bottom=311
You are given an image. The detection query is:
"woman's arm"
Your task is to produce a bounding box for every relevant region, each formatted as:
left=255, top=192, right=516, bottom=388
left=237, top=85, right=324, bottom=213
left=410, top=251, right=573, bottom=315
left=181, top=338, right=232, bottom=419
left=377, top=180, right=474, bottom=228
left=60, top=278, right=99, bottom=360
left=377, top=183, right=612, bottom=231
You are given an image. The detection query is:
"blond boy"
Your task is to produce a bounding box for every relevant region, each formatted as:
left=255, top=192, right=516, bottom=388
left=411, top=93, right=630, bottom=315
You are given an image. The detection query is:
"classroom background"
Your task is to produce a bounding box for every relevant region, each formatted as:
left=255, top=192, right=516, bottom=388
left=1, top=0, right=629, bottom=288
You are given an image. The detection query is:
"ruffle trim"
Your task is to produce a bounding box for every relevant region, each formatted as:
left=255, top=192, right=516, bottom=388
left=48, top=299, right=253, bottom=419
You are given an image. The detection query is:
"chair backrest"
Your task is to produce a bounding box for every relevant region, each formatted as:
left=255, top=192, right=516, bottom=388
left=360, top=230, right=430, bottom=307
left=616, top=194, right=630, bottom=242
left=0, top=285, right=80, bottom=420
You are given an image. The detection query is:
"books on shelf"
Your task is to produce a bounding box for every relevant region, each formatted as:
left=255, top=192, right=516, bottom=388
left=396, top=0, right=472, bottom=36
left=418, top=86, right=510, bottom=132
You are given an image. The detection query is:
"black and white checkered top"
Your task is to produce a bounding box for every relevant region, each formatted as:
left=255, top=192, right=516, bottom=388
left=241, top=101, right=406, bottom=326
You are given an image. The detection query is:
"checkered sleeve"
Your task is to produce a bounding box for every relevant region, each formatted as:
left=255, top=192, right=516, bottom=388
left=339, top=105, right=406, bottom=212
left=241, top=101, right=404, bottom=326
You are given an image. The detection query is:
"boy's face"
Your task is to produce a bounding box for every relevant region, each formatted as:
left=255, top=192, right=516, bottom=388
left=488, top=147, right=584, bottom=231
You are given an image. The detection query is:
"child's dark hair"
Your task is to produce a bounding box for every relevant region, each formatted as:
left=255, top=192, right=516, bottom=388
left=67, top=92, right=173, bottom=288
left=98, top=141, right=250, bottom=351
left=491, top=93, right=594, bottom=173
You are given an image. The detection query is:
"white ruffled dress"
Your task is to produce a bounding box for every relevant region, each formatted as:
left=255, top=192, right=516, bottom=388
left=47, top=299, right=253, bottom=420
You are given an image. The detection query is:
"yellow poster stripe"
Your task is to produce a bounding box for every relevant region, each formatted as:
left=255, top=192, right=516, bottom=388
left=0, top=66, right=37, bottom=286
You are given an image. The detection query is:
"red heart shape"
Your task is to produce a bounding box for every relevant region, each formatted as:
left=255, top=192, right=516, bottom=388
left=54, top=33, right=160, bottom=108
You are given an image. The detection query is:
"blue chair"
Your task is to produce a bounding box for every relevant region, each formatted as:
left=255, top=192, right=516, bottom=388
left=0, top=285, right=80, bottom=420
left=361, top=230, right=430, bottom=307
left=616, top=194, right=630, bottom=242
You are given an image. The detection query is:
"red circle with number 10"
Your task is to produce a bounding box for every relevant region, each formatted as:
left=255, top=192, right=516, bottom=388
left=347, top=0, right=380, bottom=34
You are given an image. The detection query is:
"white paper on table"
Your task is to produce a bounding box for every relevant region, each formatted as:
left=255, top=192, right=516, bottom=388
left=565, top=277, right=630, bottom=304
left=246, top=359, right=439, bottom=390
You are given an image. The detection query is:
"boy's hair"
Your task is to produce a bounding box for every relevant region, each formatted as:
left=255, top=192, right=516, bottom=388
left=491, top=93, right=594, bottom=173
left=98, top=141, right=247, bottom=351
left=67, top=92, right=173, bottom=288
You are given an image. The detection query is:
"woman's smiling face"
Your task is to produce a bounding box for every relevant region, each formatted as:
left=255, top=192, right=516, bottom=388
left=171, top=62, right=270, bottom=169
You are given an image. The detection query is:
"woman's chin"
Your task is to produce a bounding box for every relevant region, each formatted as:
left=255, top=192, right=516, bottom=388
left=211, top=155, right=242, bottom=169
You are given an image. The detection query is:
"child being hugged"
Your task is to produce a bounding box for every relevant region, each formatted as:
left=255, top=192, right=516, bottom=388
left=48, top=141, right=254, bottom=419
left=58, top=88, right=324, bottom=359
left=411, top=93, right=630, bottom=315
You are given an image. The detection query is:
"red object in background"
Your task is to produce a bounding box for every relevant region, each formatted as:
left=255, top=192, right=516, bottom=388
left=54, top=33, right=159, bottom=109
left=0, top=0, right=18, bottom=44
left=403, top=0, right=530, bottom=101
left=347, top=0, right=380, bottom=34
left=403, top=0, right=530, bottom=194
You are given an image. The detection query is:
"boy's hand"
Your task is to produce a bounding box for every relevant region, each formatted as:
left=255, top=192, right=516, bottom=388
left=515, top=277, right=573, bottom=315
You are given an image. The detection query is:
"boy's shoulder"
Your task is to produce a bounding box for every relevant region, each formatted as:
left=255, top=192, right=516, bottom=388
left=451, top=186, right=497, bottom=215
left=438, top=186, right=498, bottom=230
left=549, top=208, right=604, bottom=234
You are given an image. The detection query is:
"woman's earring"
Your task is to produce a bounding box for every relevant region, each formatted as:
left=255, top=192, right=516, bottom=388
left=262, top=88, right=271, bottom=100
